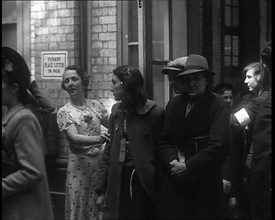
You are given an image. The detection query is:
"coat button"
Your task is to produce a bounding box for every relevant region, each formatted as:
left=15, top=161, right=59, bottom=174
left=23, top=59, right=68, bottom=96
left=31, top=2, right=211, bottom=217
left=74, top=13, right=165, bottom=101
left=144, top=132, right=150, bottom=138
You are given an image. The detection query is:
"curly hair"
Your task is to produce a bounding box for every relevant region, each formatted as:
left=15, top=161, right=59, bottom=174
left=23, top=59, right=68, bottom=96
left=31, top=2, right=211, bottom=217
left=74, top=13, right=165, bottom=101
left=61, top=65, right=90, bottom=90
left=113, top=65, right=147, bottom=110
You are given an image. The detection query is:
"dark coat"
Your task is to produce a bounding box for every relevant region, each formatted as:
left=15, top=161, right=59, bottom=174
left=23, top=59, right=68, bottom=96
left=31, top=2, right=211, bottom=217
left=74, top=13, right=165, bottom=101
left=2, top=104, right=54, bottom=220
left=220, top=90, right=270, bottom=218
left=95, top=100, right=165, bottom=219
left=223, top=91, right=270, bottom=193
left=157, top=91, right=229, bottom=219
left=249, top=93, right=271, bottom=218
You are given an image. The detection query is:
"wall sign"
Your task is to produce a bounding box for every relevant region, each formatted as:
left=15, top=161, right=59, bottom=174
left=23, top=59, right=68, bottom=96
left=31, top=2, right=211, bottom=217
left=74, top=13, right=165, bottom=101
left=41, top=51, right=67, bottom=79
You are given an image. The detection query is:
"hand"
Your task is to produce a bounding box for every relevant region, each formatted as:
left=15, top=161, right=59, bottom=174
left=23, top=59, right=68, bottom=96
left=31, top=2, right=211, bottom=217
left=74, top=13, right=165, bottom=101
left=222, top=179, right=232, bottom=194
left=30, top=74, right=35, bottom=82
left=96, top=194, right=107, bottom=212
left=170, top=159, right=187, bottom=176
left=99, top=132, right=110, bottom=143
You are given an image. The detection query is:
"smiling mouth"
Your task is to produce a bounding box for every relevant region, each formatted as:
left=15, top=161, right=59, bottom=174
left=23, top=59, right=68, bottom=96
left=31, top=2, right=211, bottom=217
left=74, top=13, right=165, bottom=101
left=69, top=88, right=77, bottom=93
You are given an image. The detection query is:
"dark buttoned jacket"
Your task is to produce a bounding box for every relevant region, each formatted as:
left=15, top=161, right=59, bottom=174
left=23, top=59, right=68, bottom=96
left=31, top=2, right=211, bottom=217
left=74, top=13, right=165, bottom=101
left=156, top=91, right=229, bottom=219
left=158, top=92, right=229, bottom=183
left=95, top=100, right=164, bottom=219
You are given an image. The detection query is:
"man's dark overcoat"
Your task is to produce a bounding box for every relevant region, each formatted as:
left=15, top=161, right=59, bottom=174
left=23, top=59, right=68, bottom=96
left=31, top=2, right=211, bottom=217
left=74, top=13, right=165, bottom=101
left=249, top=93, right=271, bottom=219
left=157, top=91, right=230, bottom=219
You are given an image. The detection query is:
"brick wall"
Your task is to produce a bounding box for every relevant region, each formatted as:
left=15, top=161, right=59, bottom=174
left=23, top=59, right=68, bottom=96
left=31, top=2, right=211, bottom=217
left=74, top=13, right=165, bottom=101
left=30, top=1, right=81, bottom=109
left=30, top=1, right=118, bottom=157
left=89, top=1, right=117, bottom=112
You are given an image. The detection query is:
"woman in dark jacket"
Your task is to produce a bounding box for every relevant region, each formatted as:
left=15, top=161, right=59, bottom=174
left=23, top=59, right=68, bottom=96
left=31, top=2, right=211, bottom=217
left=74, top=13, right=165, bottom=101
left=2, top=46, right=54, bottom=220
left=157, top=54, right=230, bottom=219
left=95, top=66, right=165, bottom=220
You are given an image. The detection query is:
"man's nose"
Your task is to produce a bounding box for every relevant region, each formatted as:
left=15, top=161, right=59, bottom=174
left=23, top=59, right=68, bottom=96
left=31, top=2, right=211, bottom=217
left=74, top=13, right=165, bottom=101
left=225, top=97, right=231, bottom=102
left=110, top=84, right=114, bottom=91
left=68, top=79, right=75, bottom=85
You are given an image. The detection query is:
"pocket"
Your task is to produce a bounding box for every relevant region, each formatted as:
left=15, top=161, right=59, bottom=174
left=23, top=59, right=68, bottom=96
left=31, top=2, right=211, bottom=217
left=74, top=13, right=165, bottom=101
left=193, top=135, right=209, bottom=152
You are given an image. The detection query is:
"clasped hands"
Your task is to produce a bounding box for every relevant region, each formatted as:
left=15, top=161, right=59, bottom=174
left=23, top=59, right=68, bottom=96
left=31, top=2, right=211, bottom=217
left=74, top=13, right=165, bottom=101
left=99, top=131, right=110, bottom=143
left=170, top=159, right=187, bottom=177
left=96, top=194, right=107, bottom=212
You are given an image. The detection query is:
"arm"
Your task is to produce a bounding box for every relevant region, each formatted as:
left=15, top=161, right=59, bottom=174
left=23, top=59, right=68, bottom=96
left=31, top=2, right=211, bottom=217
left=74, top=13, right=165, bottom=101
left=95, top=111, right=115, bottom=210
left=66, top=125, right=110, bottom=146
left=232, top=92, right=270, bottom=127
left=2, top=113, right=46, bottom=198
left=157, top=99, right=179, bottom=169
left=185, top=99, right=229, bottom=177
left=98, top=101, right=109, bottom=129
left=56, top=107, right=110, bottom=149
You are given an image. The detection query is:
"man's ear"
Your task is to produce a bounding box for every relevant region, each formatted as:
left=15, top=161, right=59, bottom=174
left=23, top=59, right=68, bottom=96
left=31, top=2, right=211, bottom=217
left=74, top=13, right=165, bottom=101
left=255, top=74, right=262, bottom=82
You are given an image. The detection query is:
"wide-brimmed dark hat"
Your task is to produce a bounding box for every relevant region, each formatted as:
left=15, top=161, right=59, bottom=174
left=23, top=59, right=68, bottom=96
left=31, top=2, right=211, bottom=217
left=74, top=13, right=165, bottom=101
left=177, top=54, right=215, bottom=78
left=2, top=46, right=34, bottom=103
left=2, top=46, right=31, bottom=86
left=162, top=57, right=188, bottom=74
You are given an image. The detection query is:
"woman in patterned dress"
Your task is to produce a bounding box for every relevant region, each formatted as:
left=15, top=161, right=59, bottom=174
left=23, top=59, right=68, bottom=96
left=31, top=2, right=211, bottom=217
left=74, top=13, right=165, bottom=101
left=57, top=65, right=110, bottom=220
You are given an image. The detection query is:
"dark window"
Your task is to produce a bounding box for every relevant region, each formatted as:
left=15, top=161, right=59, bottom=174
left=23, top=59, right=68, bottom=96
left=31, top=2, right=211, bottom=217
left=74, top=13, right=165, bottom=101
left=222, top=0, right=240, bottom=81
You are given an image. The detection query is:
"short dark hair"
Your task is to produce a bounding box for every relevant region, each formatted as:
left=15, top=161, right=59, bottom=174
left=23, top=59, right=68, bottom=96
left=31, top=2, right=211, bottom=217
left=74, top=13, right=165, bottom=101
left=61, top=65, right=89, bottom=90
left=213, top=82, right=235, bottom=96
left=113, top=65, right=147, bottom=109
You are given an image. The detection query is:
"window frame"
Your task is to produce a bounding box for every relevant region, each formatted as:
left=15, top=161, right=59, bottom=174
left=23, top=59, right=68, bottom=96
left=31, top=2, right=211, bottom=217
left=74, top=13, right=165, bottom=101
left=2, top=1, right=31, bottom=68
left=221, top=0, right=241, bottom=79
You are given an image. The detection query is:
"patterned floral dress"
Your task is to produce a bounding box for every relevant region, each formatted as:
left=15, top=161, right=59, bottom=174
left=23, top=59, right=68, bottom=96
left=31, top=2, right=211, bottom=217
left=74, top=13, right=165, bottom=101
left=57, top=99, right=108, bottom=220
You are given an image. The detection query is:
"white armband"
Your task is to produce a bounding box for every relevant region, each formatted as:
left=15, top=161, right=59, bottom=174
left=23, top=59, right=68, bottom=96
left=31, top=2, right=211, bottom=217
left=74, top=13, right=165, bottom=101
left=234, top=108, right=251, bottom=127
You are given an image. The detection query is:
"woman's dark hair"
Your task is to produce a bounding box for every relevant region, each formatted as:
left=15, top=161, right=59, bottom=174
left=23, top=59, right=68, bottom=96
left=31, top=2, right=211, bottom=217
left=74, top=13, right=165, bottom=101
left=61, top=65, right=89, bottom=90
left=113, top=65, right=147, bottom=109
left=242, top=62, right=271, bottom=91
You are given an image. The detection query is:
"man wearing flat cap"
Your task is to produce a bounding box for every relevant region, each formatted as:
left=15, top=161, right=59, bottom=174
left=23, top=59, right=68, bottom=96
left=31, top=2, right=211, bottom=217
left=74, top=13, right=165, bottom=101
left=156, top=54, right=230, bottom=219
left=162, top=56, right=187, bottom=94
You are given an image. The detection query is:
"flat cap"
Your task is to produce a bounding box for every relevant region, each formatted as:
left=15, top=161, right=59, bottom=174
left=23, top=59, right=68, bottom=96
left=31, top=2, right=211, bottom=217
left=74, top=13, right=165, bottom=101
left=162, top=56, right=187, bottom=74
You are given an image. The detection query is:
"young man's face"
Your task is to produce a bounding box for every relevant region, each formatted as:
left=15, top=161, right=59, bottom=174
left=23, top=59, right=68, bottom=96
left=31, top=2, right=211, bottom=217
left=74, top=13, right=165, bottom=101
left=221, top=90, right=233, bottom=104
left=244, top=68, right=261, bottom=92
